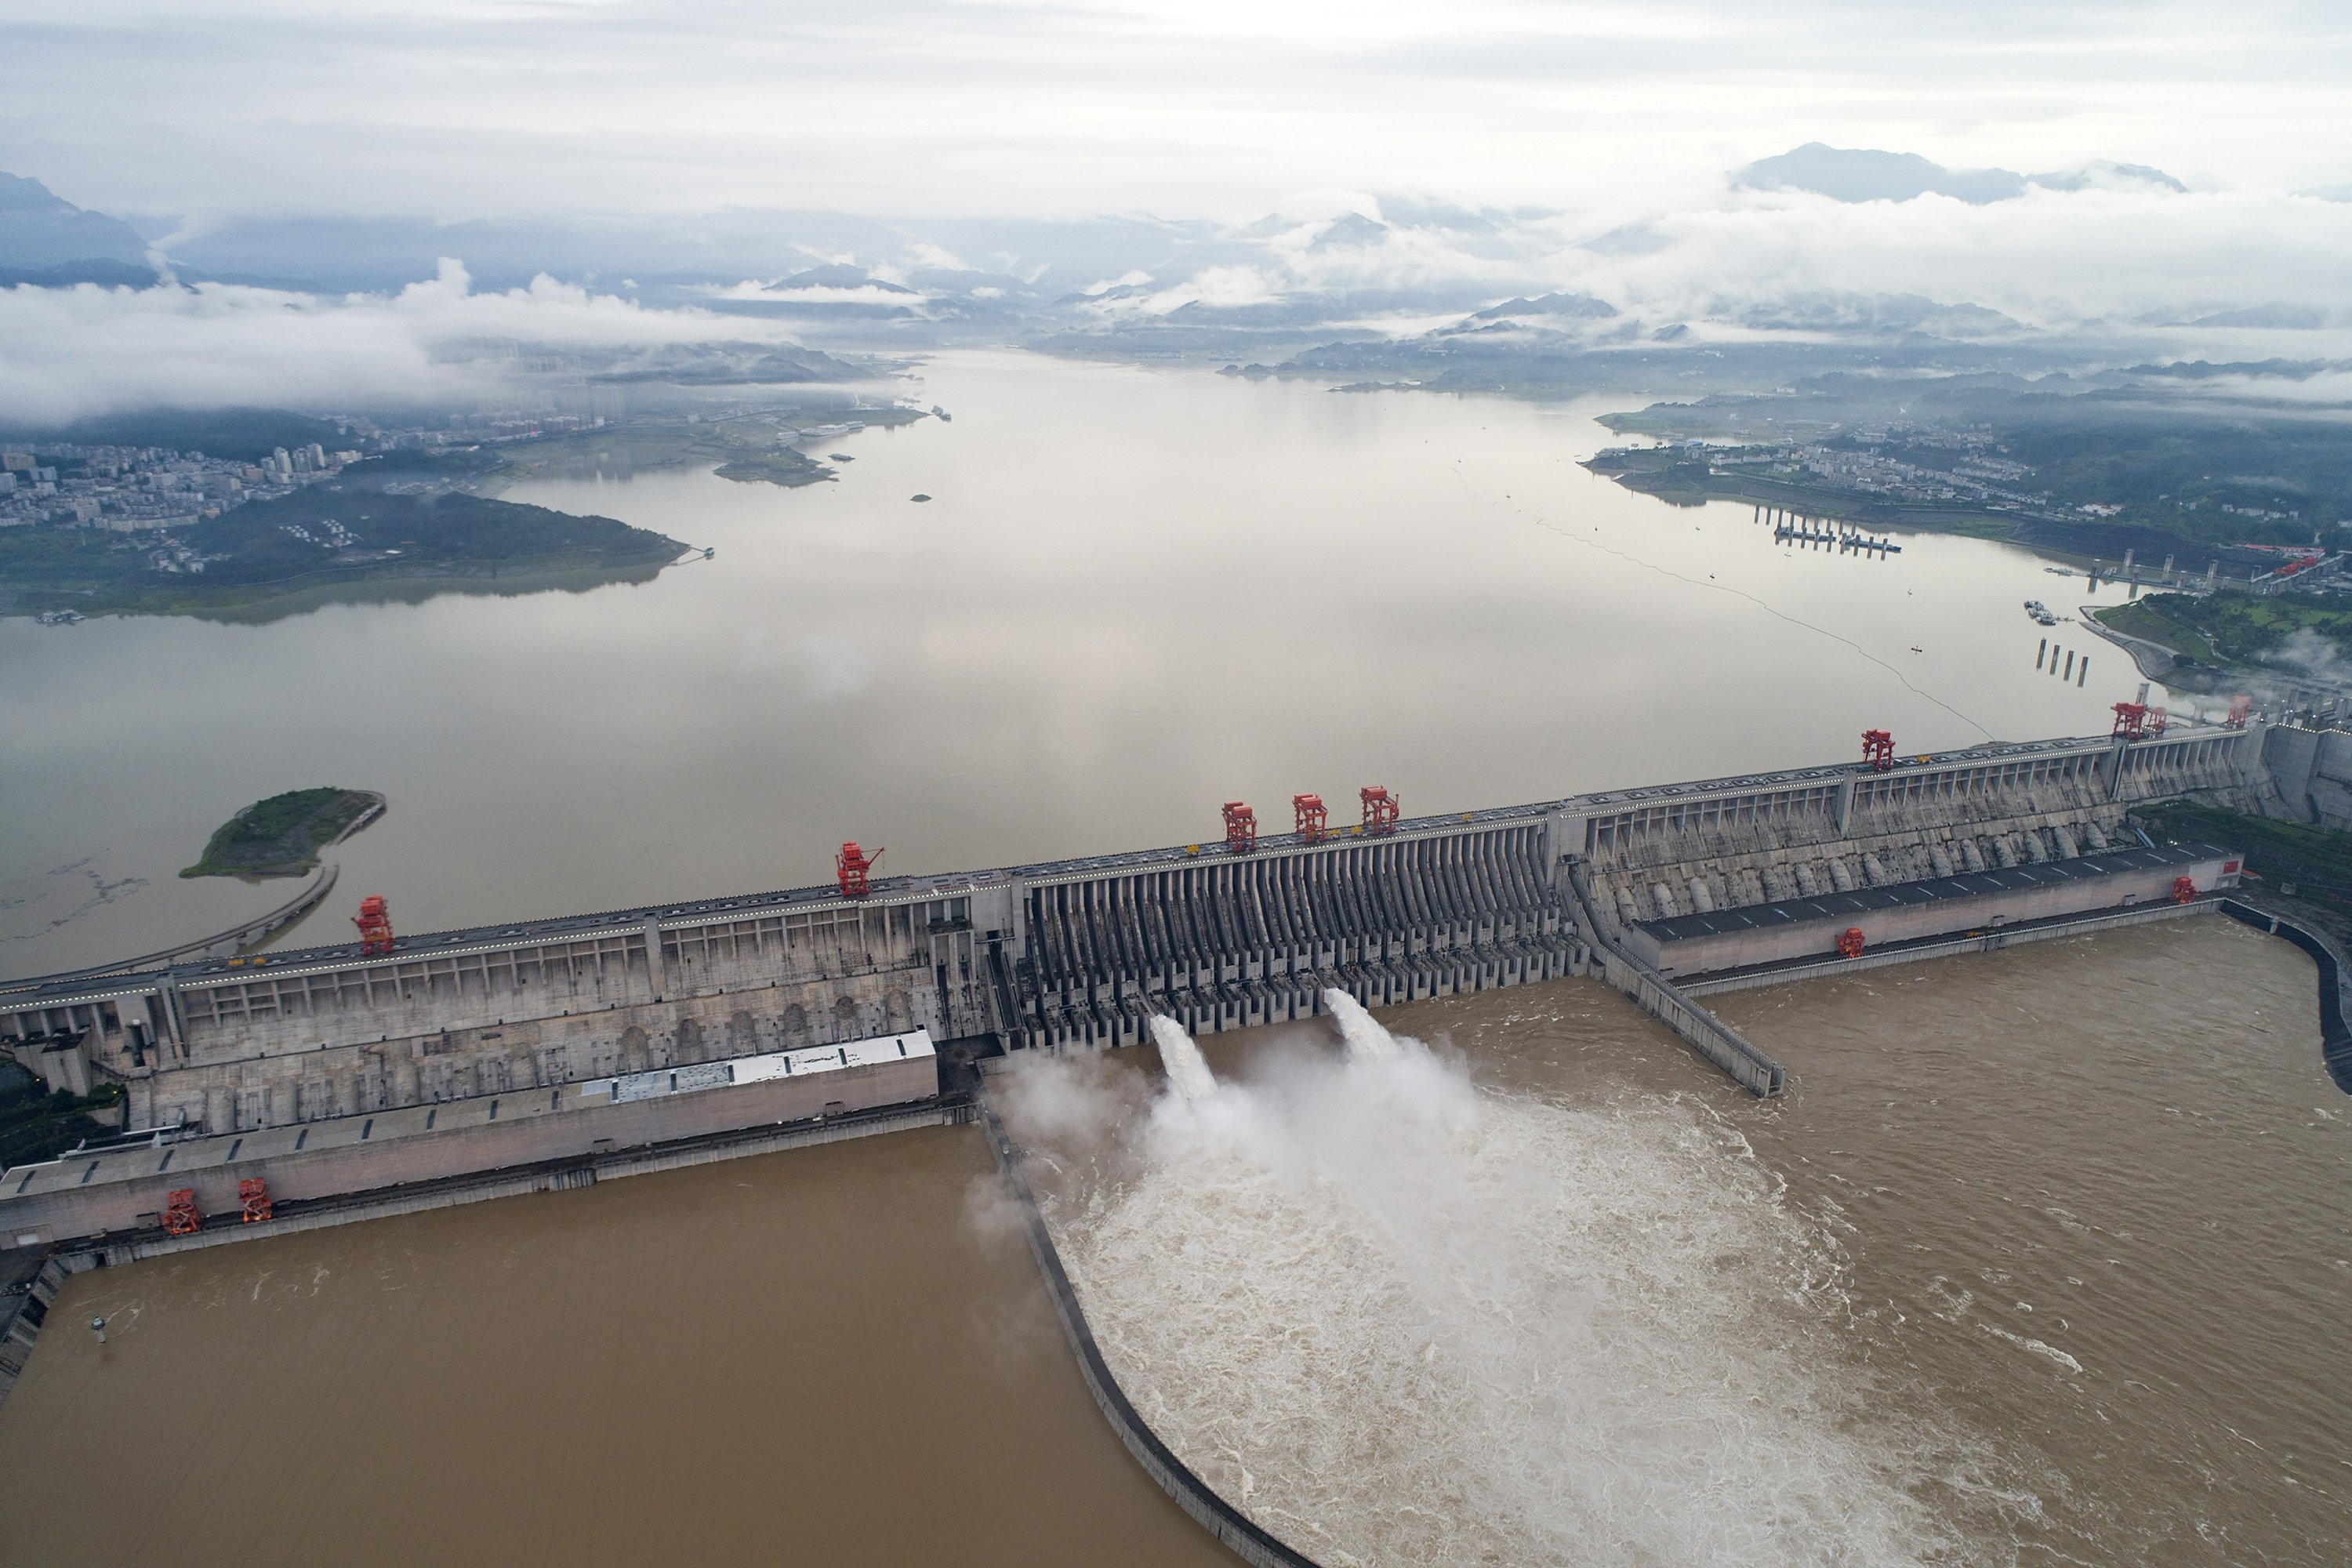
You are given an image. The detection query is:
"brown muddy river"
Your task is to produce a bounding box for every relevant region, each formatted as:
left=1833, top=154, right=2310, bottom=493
left=1005, top=914, right=2352, bottom=1566
left=0, top=1126, right=1231, bottom=1568
left=4, top=916, right=2345, bottom=1566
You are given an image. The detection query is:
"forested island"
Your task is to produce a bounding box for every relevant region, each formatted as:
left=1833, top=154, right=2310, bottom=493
left=181, top=787, right=385, bottom=879
left=476, top=405, right=928, bottom=491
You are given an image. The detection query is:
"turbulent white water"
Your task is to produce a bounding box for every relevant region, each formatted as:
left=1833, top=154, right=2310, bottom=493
left=1149, top=1014, right=1221, bottom=1102
left=1321, top=988, right=1399, bottom=1064
left=1007, top=1011, right=1968, bottom=1568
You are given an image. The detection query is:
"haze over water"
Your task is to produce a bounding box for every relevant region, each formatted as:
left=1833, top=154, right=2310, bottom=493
left=1, top=353, right=2153, bottom=977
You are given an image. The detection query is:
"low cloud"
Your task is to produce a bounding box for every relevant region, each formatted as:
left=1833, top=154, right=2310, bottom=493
left=1552, top=187, right=2352, bottom=334
left=0, top=260, right=813, bottom=424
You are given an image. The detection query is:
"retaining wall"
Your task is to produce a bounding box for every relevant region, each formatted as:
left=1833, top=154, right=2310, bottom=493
left=978, top=1096, right=1324, bottom=1568
left=1679, top=897, right=2216, bottom=995
left=2222, top=901, right=2352, bottom=1094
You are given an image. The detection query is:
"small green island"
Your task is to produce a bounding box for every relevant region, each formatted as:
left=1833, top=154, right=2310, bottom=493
left=181, top=787, right=385, bottom=880
left=711, top=448, right=837, bottom=487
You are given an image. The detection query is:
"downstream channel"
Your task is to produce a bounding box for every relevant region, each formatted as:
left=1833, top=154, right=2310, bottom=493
left=1005, top=915, right=2350, bottom=1567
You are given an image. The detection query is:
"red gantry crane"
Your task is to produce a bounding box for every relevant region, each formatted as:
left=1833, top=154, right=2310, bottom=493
left=836, top=842, right=883, bottom=898
left=1861, top=730, right=1894, bottom=771
left=1293, top=793, right=1327, bottom=843
left=352, top=895, right=394, bottom=955
left=1223, top=801, right=1258, bottom=855
left=162, top=1189, right=201, bottom=1236
left=1360, top=787, right=1400, bottom=835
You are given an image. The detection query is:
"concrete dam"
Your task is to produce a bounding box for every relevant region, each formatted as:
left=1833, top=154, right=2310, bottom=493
left=0, top=721, right=2275, bottom=1251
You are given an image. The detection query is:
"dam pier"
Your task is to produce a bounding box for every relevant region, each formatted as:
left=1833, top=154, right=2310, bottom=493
left=0, top=720, right=2278, bottom=1262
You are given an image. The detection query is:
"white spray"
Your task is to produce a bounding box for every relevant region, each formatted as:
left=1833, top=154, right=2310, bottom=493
left=1148, top=1014, right=1218, bottom=1102
left=1022, top=1011, right=1962, bottom=1567
left=1322, top=986, right=1400, bottom=1063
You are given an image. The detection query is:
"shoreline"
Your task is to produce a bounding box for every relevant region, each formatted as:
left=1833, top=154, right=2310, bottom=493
left=5, top=557, right=673, bottom=625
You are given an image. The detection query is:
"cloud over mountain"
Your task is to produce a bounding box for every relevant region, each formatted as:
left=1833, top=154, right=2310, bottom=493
left=1734, top=144, right=2188, bottom=205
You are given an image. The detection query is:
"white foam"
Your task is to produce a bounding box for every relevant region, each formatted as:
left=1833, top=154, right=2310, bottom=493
left=1148, top=1014, right=1219, bottom=1102
left=1042, top=1023, right=1960, bottom=1566
left=1322, top=988, right=1400, bottom=1063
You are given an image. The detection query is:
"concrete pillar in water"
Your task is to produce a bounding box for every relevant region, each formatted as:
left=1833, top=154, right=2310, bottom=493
left=2079, top=658, right=2088, bottom=686
left=643, top=917, right=666, bottom=998
left=2038, top=637, right=2047, bottom=670
left=2064, top=650, right=2074, bottom=679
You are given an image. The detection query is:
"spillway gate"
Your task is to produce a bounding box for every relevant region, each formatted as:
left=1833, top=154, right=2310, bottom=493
left=1011, top=818, right=1582, bottom=1048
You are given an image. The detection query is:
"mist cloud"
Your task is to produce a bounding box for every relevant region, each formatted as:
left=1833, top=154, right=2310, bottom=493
left=5, top=2, right=2348, bottom=221
left=0, top=260, right=814, bottom=426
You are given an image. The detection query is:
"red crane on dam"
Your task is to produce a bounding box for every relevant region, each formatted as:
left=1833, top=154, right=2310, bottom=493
left=1360, top=787, right=1400, bottom=835
left=1223, top=801, right=1258, bottom=855
left=1293, top=793, right=1327, bottom=843
left=162, top=1189, right=201, bottom=1236
left=1862, top=730, right=1894, bottom=771
left=352, top=895, right=395, bottom=956
left=836, top=842, right=884, bottom=898
left=2113, top=702, right=2151, bottom=739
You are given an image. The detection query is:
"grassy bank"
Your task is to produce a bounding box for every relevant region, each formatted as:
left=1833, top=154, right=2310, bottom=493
left=2091, top=601, right=2226, bottom=664
left=0, top=1071, right=123, bottom=1171
left=2128, top=590, right=2352, bottom=665
left=2136, top=800, right=2352, bottom=911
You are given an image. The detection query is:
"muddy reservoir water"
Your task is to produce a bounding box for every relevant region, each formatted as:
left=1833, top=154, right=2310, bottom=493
left=3, top=352, right=2154, bottom=976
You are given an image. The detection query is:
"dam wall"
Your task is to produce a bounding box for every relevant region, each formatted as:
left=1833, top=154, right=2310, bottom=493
left=2, top=1033, right=938, bottom=1245
left=2258, top=724, right=2352, bottom=831
left=0, top=723, right=2272, bottom=1236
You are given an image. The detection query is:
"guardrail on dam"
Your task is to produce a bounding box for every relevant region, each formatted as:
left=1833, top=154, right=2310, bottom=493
left=0, top=721, right=2272, bottom=1245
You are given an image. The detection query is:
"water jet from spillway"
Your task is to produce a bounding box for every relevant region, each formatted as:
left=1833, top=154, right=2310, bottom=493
left=1322, top=987, right=1401, bottom=1064
left=1148, top=1014, right=1218, bottom=1102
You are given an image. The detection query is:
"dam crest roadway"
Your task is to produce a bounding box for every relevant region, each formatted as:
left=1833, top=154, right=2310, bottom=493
left=0, top=719, right=2274, bottom=1250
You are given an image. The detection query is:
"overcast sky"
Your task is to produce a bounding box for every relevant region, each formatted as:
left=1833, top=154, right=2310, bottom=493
left=5, top=1, right=2349, bottom=222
